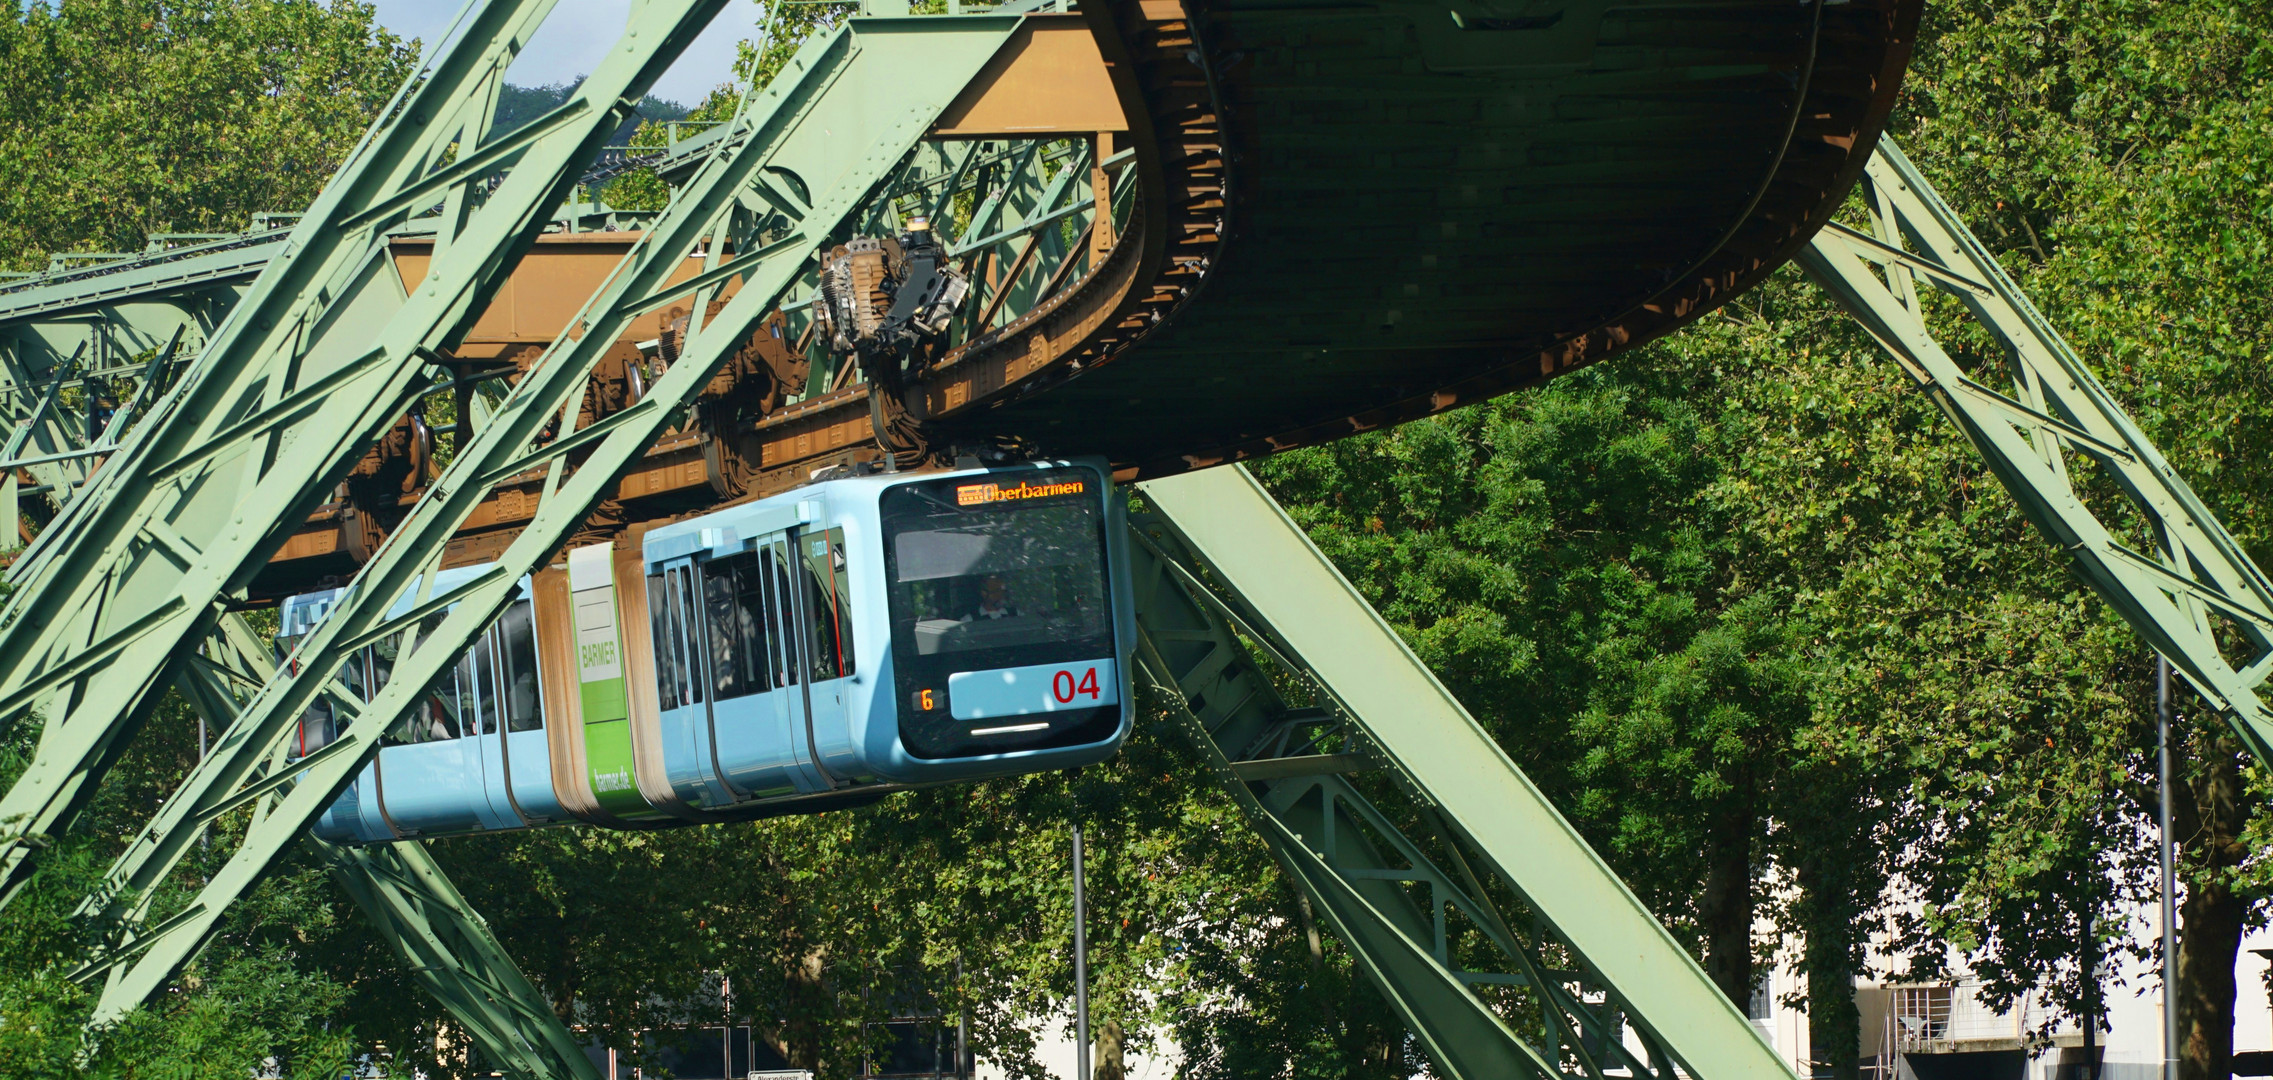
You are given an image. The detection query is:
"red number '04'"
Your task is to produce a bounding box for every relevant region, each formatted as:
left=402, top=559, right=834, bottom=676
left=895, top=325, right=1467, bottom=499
left=1053, top=667, right=1104, bottom=704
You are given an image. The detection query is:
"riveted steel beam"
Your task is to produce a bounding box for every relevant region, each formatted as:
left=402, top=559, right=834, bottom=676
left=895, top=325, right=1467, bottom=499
left=1799, top=138, right=2273, bottom=766
left=1133, top=466, right=1791, bottom=1080
left=72, top=11, right=1027, bottom=1026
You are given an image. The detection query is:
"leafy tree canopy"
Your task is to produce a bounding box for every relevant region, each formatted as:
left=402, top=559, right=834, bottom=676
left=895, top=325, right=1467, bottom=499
left=0, top=0, right=416, bottom=272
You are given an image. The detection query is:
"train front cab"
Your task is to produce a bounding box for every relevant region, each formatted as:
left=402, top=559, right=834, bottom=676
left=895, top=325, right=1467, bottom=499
left=636, top=459, right=1134, bottom=812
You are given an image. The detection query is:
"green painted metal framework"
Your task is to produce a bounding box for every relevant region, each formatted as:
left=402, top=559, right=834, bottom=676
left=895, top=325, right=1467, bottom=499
left=1131, top=466, right=1790, bottom=1079
left=0, top=228, right=282, bottom=537
left=161, top=584, right=599, bottom=1079
left=0, top=0, right=734, bottom=924
left=318, top=841, right=604, bottom=1080
left=1800, top=138, right=2273, bottom=765
left=0, top=0, right=2263, bottom=1074
left=51, top=5, right=1026, bottom=1031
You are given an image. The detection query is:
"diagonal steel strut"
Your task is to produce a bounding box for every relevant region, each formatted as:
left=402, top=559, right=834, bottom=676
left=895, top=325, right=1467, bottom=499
left=165, top=632, right=598, bottom=1080
left=320, top=841, right=604, bottom=1080
left=1133, top=467, right=1794, bottom=1080
left=1800, top=137, right=2273, bottom=766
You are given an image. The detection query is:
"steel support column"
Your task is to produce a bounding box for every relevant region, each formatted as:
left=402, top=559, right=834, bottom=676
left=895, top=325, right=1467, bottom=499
left=1133, top=466, right=1791, bottom=1080
left=164, top=631, right=597, bottom=1080
left=1799, top=138, right=2273, bottom=764
left=319, top=841, right=602, bottom=1080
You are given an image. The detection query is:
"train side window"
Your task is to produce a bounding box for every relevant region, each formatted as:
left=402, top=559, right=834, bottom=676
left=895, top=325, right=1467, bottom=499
left=801, top=528, right=853, bottom=681
left=295, top=696, right=334, bottom=759
left=701, top=552, right=774, bottom=701
left=340, top=649, right=367, bottom=703
left=470, top=627, right=499, bottom=736
left=703, top=559, right=742, bottom=700
left=649, top=572, right=681, bottom=711
left=404, top=670, right=461, bottom=743
left=369, top=635, right=418, bottom=747
left=734, top=554, right=774, bottom=695
left=292, top=647, right=347, bottom=758
left=443, top=654, right=478, bottom=740
left=368, top=637, right=397, bottom=697
left=500, top=600, right=541, bottom=732
left=392, top=614, right=464, bottom=744
left=761, top=544, right=799, bottom=688
left=829, top=530, right=854, bottom=677
left=664, top=565, right=705, bottom=707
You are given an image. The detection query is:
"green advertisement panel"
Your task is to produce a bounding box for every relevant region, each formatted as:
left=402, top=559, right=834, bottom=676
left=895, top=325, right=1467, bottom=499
left=568, top=545, right=646, bottom=816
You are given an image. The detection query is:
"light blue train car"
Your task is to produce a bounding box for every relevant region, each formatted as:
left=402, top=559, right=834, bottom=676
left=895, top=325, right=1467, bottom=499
left=287, top=459, right=1133, bottom=841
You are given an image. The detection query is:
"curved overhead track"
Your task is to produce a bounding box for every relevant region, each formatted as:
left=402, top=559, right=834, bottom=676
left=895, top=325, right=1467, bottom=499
left=1, top=0, right=1922, bottom=579
left=941, top=0, right=1923, bottom=477
left=729, top=0, right=1922, bottom=483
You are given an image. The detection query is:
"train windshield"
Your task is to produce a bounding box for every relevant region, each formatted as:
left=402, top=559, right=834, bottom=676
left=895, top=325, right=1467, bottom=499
left=884, top=480, right=1108, bottom=657
left=881, top=467, right=1116, bottom=758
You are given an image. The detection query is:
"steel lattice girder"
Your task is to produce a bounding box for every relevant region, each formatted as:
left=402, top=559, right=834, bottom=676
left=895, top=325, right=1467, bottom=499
left=0, top=0, right=734, bottom=915
left=69, top=13, right=1026, bottom=1026
left=1132, top=466, right=1793, bottom=1080
left=320, top=841, right=603, bottom=1080
left=1, top=307, right=209, bottom=534
left=1798, top=138, right=2273, bottom=765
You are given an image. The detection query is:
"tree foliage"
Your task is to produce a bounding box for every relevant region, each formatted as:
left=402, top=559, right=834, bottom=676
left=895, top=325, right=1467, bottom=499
left=0, top=0, right=415, bottom=272
left=1259, top=3, right=2273, bottom=1076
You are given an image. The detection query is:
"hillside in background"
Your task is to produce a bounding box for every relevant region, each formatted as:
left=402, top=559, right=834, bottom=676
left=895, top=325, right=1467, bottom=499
left=492, top=80, right=692, bottom=145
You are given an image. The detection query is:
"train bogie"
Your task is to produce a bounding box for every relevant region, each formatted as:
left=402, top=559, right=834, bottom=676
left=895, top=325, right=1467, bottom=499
left=284, top=460, right=1132, bottom=842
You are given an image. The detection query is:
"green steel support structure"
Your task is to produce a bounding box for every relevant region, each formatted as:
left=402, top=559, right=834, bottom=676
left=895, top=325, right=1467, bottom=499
left=1133, top=466, right=1791, bottom=1080
left=317, top=841, right=602, bottom=1080
left=167, top=623, right=597, bottom=1080
left=62, top=6, right=1026, bottom=1030
left=0, top=0, right=738, bottom=914
left=1800, top=138, right=2273, bottom=764
left=0, top=230, right=280, bottom=519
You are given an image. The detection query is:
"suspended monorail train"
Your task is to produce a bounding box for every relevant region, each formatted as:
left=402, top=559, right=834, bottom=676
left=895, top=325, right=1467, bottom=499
left=280, top=461, right=1133, bottom=842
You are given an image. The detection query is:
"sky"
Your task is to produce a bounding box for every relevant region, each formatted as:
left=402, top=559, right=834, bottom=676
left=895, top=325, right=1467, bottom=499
left=365, top=0, right=767, bottom=107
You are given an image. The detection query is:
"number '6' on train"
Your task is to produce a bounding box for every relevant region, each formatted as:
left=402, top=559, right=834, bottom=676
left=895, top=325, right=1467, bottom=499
left=277, top=461, right=1134, bottom=840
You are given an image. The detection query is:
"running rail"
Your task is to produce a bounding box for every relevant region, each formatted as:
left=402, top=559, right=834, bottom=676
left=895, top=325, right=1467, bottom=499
left=1801, top=137, right=2273, bottom=765
left=1133, top=466, right=1791, bottom=1080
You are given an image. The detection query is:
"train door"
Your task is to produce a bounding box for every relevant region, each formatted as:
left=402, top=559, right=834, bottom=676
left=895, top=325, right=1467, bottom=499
left=652, top=554, right=736, bottom=808
left=374, top=611, right=485, bottom=835
left=794, top=526, right=856, bottom=782
left=699, top=532, right=828, bottom=797
left=462, top=620, right=528, bottom=830
left=495, top=595, right=563, bottom=822
left=771, top=530, right=837, bottom=794
left=678, top=545, right=777, bottom=803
